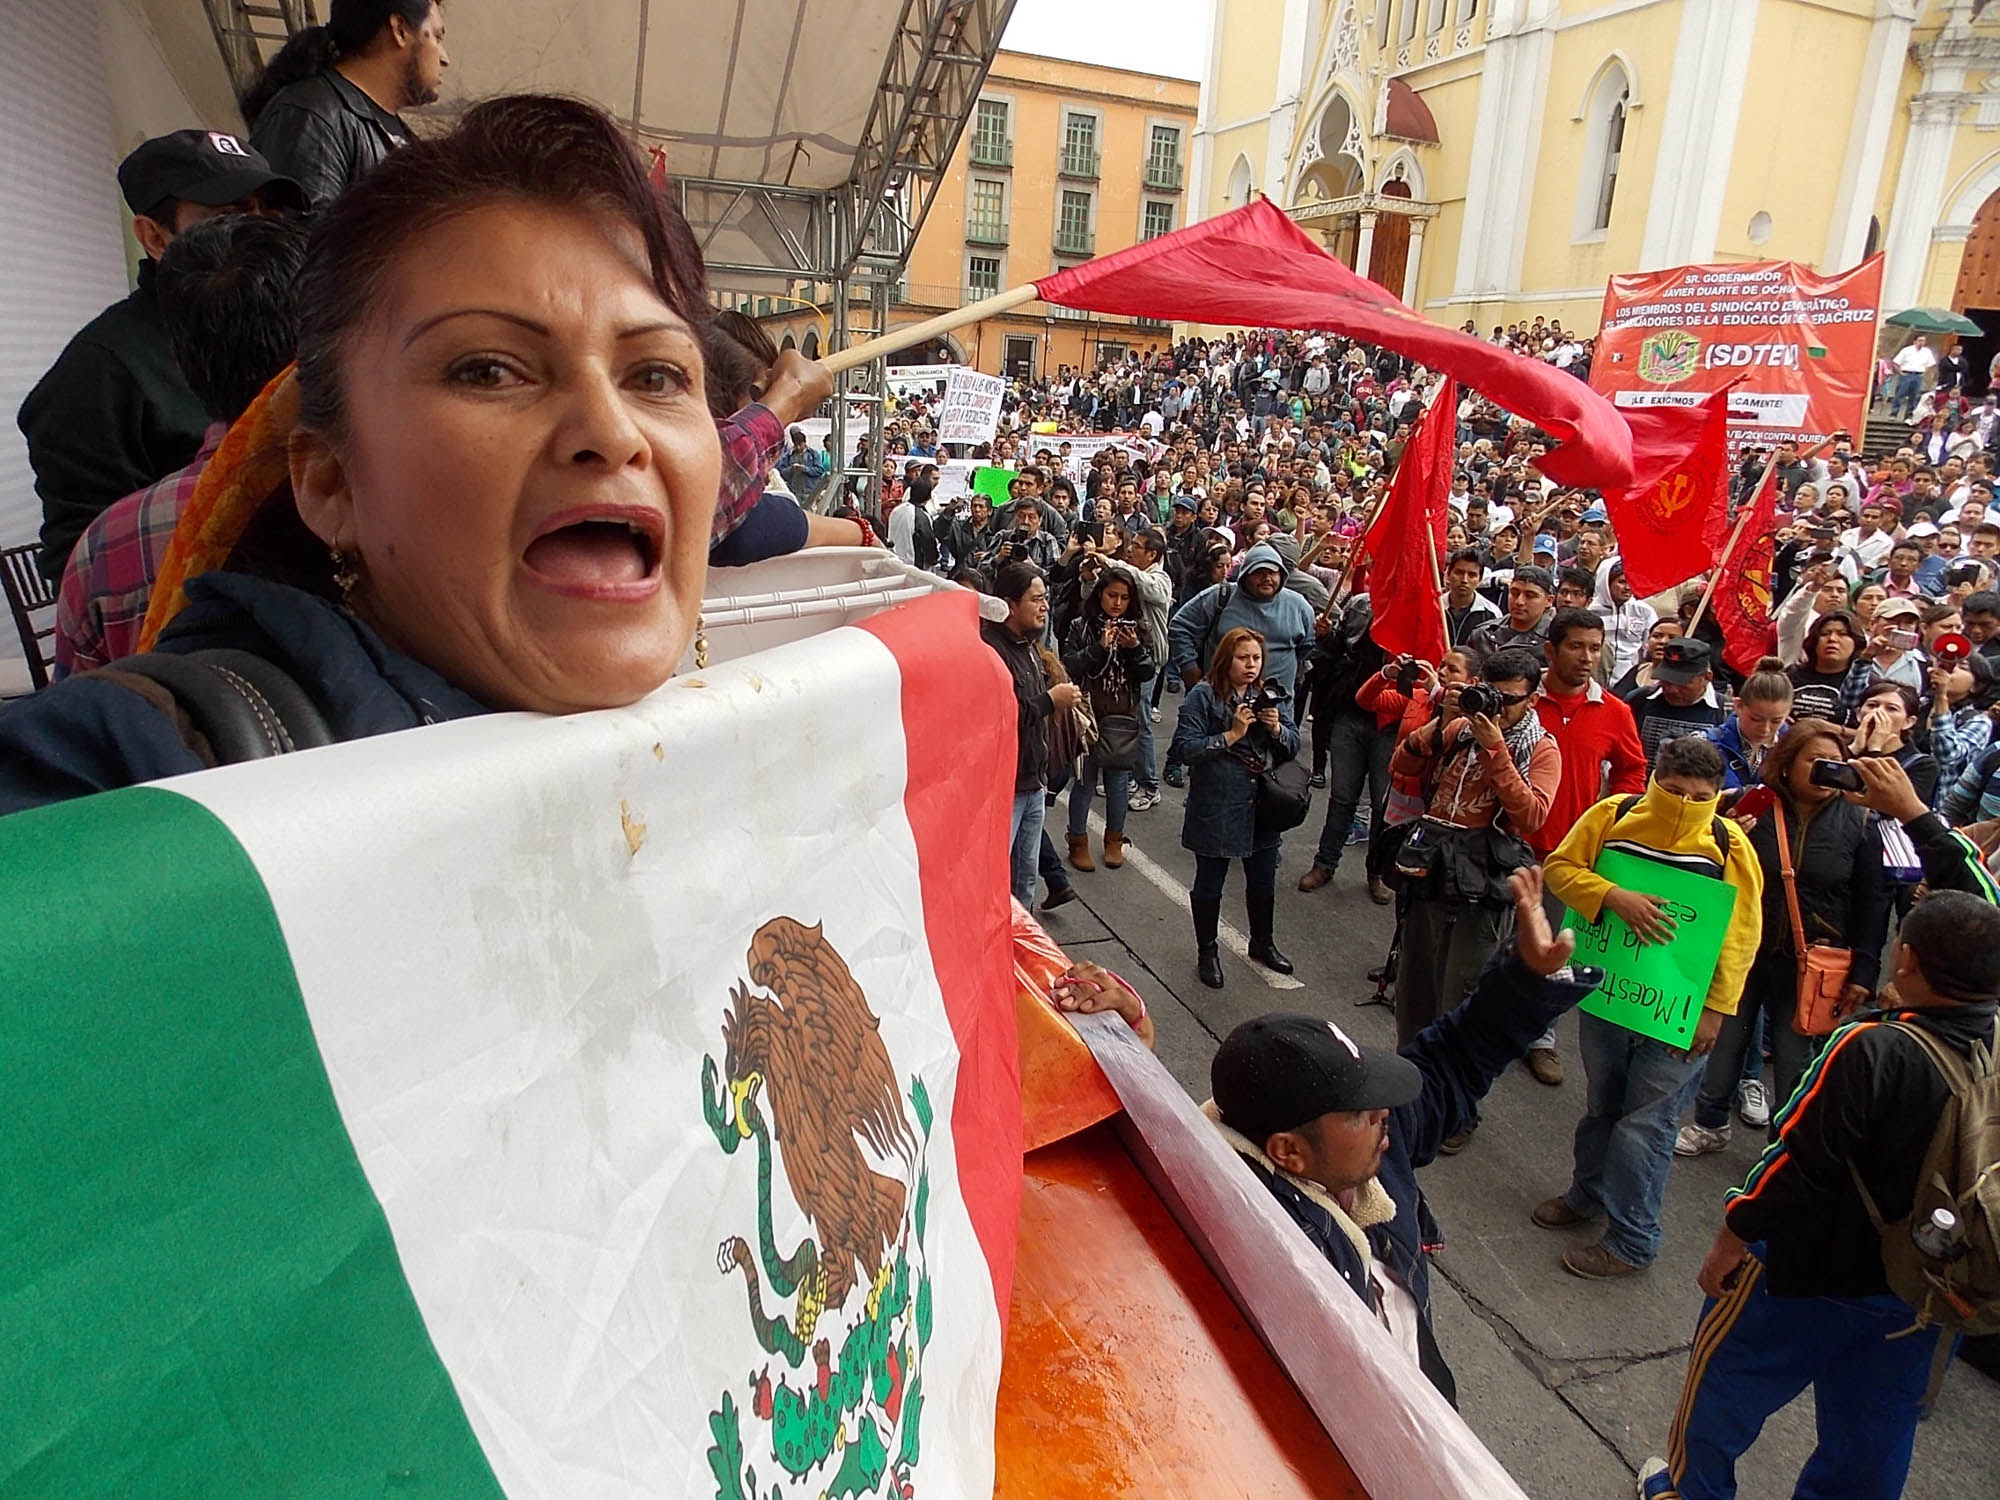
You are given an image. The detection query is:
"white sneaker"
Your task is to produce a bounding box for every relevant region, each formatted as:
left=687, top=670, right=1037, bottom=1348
left=1127, top=788, right=1158, bottom=811
left=1674, top=1123, right=1730, bottom=1157
left=1636, top=1457, right=1675, bottom=1498
left=1736, top=1079, right=1771, bottom=1128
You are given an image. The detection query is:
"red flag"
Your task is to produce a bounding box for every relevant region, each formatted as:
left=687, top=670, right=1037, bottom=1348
left=1600, top=389, right=1732, bottom=597
left=1033, top=199, right=1635, bottom=492
left=1360, top=378, right=1454, bottom=663
left=1707, top=467, right=1781, bottom=675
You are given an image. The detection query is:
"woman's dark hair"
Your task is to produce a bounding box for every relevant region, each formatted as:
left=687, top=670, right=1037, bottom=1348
left=242, top=0, right=434, bottom=128
left=1796, top=609, right=1857, bottom=669
left=294, top=94, right=708, bottom=444
left=1761, top=717, right=1846, bottom=795
left=994, top=561, right=1045, bottom=604
left=1860, top=679, right=1921, bottom=725
left=702, top=309, right=777, bottom=417
left=1968, top=651, right=2000, bottom=711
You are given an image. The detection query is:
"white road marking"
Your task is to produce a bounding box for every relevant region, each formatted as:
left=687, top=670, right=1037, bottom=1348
left=1087, top=814, right=1305, bottom=992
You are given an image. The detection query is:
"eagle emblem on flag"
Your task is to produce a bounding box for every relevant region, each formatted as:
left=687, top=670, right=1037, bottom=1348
left=701, top=918, right=937, bottom=1500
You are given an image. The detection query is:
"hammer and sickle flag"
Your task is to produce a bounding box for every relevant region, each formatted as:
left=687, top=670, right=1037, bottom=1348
left=1600, top=388, right=1732, bottom=598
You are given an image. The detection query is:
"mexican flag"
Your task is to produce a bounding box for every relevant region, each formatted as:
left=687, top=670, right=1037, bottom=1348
left=0, top=591, right=1021, bottom=1499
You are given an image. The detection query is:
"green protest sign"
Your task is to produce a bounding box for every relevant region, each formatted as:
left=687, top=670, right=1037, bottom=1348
left=1560, top=849, right=1740, bottom=1048
left=972, top=466, right=1018, bottom=505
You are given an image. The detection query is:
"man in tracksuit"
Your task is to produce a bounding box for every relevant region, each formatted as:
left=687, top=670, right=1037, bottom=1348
left=1639, top=891, right=2000, bottom=1499
left=1206, top=869, right=1594, bottom=1402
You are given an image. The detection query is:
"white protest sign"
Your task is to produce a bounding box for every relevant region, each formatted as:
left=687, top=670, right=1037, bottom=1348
left=936, top=368, right=1008, bottom=448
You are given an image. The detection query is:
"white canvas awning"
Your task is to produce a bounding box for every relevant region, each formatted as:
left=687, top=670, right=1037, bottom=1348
left=423, top=0, right=1014, bottom=287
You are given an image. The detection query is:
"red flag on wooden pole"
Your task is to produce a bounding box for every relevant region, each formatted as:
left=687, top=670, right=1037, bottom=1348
left=1361, top=378, right=1455, bottom=663
left=1599, top=389, right=1732, bottom=598
left=1698, top=465, right=1782, bottom=675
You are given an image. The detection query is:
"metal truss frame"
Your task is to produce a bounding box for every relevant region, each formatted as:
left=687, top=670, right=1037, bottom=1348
left=198, top=0, right=319, bottom=104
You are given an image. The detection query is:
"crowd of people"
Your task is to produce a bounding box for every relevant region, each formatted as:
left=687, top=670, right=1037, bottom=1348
left=2, top=6, right=1994, bottom=1496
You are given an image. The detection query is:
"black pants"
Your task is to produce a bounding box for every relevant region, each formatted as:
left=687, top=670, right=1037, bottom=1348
left=1193, top=845, right=1281, bottom=937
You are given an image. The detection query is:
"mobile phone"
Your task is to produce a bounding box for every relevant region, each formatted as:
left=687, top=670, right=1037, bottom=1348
left=1887, top=628, right=1920, bottom=652
left=1808, top=758, right=1865, bottom=793
left=1731, top=785, right=1776, bottom=818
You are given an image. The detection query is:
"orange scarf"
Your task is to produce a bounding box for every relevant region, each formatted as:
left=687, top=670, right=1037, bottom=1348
left=136, top=366, right=300, bottom=651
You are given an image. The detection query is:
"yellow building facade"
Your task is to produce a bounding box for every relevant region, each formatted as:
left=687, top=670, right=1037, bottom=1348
left=753, top=52, right=1198, bottom=379
left=1193, top=0, right=2000, bottom=355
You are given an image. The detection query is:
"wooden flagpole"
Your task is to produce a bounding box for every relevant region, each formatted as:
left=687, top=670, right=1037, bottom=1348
left=819, top=285, right=1043, bottom=375
left=1686, top=437, right=1834, bottom=635
left=1426, top=522, right=1451, bottom=651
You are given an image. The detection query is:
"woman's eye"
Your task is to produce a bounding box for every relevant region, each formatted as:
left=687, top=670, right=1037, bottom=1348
left=630, top=362, right=689, bottom=396
left=449, top=357, right=520, bottom=389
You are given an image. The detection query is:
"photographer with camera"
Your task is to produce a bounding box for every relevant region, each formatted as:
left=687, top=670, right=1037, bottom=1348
left=982, top=497, right=1061, bottom=578
left=1168, top=627, right=1304, bottom=989
left=1387, top=648, right=1561, bottom=1059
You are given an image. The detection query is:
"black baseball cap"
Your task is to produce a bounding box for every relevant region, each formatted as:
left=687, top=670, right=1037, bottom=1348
left=117, top=130, right=305, bottom=220
left=1211, top=1013, right=1421, bottom=1143
left=1655, top=636, right=1714, bottom=685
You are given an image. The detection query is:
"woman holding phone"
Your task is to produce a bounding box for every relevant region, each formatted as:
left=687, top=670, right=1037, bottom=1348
left=1061, top=564, right=1155, bottom=872
left=1674, top=722, right=1891, bottom=1155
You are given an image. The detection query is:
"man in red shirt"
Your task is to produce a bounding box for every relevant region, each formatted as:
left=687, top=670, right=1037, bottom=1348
left=1521, top=607, right=1648, bottom=1084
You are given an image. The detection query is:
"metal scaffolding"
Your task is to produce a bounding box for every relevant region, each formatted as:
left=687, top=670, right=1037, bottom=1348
left=195, top=0, right=1015, bottom=515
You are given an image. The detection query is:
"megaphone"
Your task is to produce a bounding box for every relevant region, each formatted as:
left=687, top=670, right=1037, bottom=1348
left=1934, top=632, right=1974, bottom=666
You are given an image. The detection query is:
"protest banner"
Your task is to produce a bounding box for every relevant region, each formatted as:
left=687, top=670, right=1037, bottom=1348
left=0, top=586, right=1020, bottom=1498
left=1560, top=849, right=1740, bottom=1048
left=931, top=456, right=984, bottom=507
left=1590, top=255, right=1884, bottom=456
left=937, top=367, right=1008, bottom=447
left=886, top=364, right=954, bottom=401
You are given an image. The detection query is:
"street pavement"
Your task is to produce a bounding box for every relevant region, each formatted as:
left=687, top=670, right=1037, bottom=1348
left=1039, top=690, right=2000, bottom=1499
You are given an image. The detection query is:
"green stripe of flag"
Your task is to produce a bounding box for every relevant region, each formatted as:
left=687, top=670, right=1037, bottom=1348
left=0, top=788, right=501, bottom=1499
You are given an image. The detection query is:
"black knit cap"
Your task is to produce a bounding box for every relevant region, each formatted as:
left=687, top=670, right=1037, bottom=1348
left=1211, top=1012, right=1422, bottom=1143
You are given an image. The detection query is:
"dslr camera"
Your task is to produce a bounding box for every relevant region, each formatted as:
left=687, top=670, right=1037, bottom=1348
left=1249, top=679, right=1288, bottom=715
left=1394, top=654, right=1423, bottom=692
left=1458, top=683, right=1503, bottom=719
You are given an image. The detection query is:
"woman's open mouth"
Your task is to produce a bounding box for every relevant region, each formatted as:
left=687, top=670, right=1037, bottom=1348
left=522, top=506, right=665, bottom=602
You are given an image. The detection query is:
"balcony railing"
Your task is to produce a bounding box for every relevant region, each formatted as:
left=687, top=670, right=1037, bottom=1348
left=1143, top=157, right=1184, bottom=192
left=1059, top=148, right=1100, bottom=180
left=963, top=284, right=1001, bottom=304
left=969, top=135, right=1012, bottom=168
left=1054, top=226, right=1095, bottom=256
left=965, top=217, right=1009, bottom=246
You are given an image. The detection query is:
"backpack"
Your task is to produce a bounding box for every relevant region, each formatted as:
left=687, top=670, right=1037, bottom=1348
left=1854, top=1021, right=2000, bottom=1337
left=1611, top=794, right=1733, bottom=866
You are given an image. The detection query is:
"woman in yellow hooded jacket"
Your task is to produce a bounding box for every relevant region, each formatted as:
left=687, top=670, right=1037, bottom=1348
left=1529, top=735, right=1765, bottom=1280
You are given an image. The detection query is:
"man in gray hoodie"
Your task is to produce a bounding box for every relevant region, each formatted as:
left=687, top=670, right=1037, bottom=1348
left=1168, top=542, right=1319, bottom=696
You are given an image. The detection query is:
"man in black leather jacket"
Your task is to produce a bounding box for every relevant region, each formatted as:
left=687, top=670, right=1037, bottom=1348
left=244, top=1, right=450, bottom=215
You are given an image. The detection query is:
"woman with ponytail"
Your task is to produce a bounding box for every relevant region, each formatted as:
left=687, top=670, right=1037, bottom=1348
left=245, top=0, right=449, bottom=215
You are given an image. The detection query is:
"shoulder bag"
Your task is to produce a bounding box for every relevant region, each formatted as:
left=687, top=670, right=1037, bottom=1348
left=1773, top=800, right=1855, bottom=1036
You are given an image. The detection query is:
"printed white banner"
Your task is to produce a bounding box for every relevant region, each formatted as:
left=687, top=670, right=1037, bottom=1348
left=936, top=368, right=1008, bottom=448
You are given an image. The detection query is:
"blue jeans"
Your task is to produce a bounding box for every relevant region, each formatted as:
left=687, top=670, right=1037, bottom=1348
left=1565, top=1012, right=1707, bottom=1266
left=1312, top=712, right=1394, bottom=873
left=1892, top=369, right=1922, bottom=419
left=1009, top=788, right=1045, bottom=907
left=1135, top=705, right=1159, bottom=793
left=1664, top=1251, right=1948, bottom=1499
left=1067, top=760, right=1133, bottom=837
left=1693, top=958, right=1815, bottom=1133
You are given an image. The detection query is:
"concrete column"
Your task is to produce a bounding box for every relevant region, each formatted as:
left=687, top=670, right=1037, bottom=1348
left=1452, top=0, right=1558, bottom=300
left=1356, top=211, right=1378, bottom=279
left=1824, top=1, right=1919, bottom=270
left=1403, top=217, right=1427, bottom=305
left=1639, top=0, right=1762, bottom=269
left=1263, top=0, right=1313, bottom=206
left=1884, top=92, right=1966, bottom=309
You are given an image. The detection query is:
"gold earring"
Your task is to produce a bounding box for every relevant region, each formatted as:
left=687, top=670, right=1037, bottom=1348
left=329, top=546, right=359, bottom=604
left=694, top=614, right=709, bottom=670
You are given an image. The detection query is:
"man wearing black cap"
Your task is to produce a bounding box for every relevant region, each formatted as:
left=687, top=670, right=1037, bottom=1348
left=1627, top=637, right=1726, bottom=766
left=16, top=131, right=304, bottom=582
left=1205, top=868, right=1593, bottom=1400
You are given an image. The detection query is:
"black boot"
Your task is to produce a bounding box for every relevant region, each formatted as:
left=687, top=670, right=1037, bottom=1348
left=1247, top=883, right=1295, bottom=975
left=1193, top=897, right=1225, bottom=989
